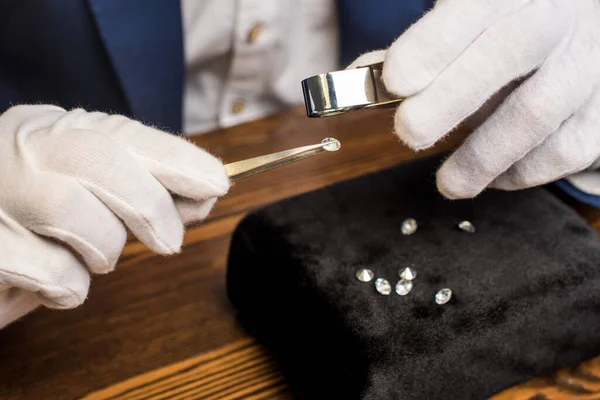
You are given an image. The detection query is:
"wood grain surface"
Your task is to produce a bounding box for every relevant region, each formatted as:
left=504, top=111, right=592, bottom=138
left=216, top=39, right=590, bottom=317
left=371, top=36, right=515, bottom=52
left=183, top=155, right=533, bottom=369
left=0, top=107, right=599, bottom=400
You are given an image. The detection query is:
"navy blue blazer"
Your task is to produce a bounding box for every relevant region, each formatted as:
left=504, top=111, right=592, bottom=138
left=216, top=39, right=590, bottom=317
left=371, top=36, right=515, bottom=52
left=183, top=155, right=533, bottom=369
left=0, top=0, right=433, bottom=132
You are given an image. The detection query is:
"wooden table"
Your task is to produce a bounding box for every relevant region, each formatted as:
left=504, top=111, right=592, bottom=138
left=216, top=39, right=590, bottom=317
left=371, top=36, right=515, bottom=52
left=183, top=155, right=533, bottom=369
left=1, top=107, right=599, bottom=399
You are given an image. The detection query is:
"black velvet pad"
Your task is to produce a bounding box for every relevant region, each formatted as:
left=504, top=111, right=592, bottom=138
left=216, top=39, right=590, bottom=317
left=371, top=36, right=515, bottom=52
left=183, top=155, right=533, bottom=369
left=226, top=155, right=600, bottom=400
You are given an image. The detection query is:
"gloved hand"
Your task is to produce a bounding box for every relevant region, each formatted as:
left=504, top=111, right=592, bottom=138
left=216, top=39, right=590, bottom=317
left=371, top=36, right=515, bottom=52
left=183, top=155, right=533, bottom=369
left=0, top=105, right=229, bottom=328
left=350, top=0, right=600, bottom=199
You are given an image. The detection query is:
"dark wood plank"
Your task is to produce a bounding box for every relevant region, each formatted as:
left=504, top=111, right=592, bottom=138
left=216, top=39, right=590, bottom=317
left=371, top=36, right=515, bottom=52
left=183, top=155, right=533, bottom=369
left=84, top=340, right=600, bottom=400
left=84, top=339, right=291, bottom=400
left=492, top=357, right=600, bottom=400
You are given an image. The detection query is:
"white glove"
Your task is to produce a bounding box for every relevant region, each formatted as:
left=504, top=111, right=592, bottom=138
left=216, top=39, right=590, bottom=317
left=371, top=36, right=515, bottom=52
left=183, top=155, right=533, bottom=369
left=350, top=0, right=600, bottom=199
left=0, top=105, right=229, bottom=328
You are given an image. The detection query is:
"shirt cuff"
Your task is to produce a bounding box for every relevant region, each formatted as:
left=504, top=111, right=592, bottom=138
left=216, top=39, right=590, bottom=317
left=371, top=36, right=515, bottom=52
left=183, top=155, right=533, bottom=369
left=555, top=174, right=600, bottom=208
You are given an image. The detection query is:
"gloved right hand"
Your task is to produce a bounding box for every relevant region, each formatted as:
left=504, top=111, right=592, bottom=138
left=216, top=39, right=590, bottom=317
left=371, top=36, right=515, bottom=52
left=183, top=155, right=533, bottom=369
left=0, top=105, right=230, bottom=328
left=349, top=0, right=600, bottom=200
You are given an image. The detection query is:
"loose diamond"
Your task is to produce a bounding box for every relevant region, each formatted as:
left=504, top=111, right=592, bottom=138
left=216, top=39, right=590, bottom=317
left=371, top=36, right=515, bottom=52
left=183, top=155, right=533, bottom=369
left=401, top=218, right=418, bottom=235
left=399, top=267, right=417, bottom=281
left=356, top=268, right=375, bottom=283
left=458, top=221, right=476, bottom=233
left=435, top=288, right=453, bottom=305
left=375, top=278, right=392, bottom=295
left=321, top=137, right=341, bottom=151
left=395, top=279, right=414, bottom=296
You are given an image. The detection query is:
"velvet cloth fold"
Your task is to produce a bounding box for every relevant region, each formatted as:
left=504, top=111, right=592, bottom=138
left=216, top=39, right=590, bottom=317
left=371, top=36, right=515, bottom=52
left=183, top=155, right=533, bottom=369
left=227, top=155, right=600, bottom=399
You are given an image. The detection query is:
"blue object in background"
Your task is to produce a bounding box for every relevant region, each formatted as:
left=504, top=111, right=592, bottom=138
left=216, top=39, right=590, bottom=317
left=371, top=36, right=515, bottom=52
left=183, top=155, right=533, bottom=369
left=555, top=180, right=600, bottom=209
left=337, top=0, right=435, bottom=66
left=0, top=0, right=183, bottom=132
left=88, top=0, right=184, bottom=133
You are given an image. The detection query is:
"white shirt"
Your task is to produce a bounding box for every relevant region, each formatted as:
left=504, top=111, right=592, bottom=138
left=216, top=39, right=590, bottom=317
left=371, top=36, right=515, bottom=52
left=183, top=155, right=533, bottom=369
left=181, top=0, right=339, bottom=135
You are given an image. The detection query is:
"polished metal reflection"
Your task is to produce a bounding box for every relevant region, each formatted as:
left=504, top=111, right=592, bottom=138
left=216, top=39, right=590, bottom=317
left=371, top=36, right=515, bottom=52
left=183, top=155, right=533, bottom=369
left=225, top=138, right=341, bottom=181
left=301, top=62, right=404, bottom=118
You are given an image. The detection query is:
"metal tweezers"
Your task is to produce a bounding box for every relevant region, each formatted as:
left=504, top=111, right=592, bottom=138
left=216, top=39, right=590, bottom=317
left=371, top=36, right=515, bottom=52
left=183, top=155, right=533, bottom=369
left=225, top=61, right=398, bottom=180
left=225, top=137, right=341, bottom=181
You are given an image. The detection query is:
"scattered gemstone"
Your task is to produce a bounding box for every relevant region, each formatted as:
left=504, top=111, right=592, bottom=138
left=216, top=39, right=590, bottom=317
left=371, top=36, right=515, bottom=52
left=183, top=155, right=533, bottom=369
left=435, top=288, right=453, bottom=305
left=356, top=268, right=375, bottom=283
left=399, top=267, right=417, bottom=281
left=375, top=278, right=392, bottom=295
left=458, top=221, right=476, bottom=233
left=321, top=137, right=342, bottom=151
left=401, top=218, right=418, bottom=235
left=395, top=279, right=414, bottom=296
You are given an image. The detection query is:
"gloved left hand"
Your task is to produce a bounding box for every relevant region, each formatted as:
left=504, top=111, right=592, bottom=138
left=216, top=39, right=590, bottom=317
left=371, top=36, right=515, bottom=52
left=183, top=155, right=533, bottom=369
left=350, top=0, right=600, bottom=199
left=0, top=105, right=229, bottom=328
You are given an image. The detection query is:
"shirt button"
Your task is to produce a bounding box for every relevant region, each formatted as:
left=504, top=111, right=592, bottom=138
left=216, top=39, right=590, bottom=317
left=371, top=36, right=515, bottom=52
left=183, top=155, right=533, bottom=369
left=231, top=99, right=246, bottom=114
left=247, top=24, right=263, bottom=43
